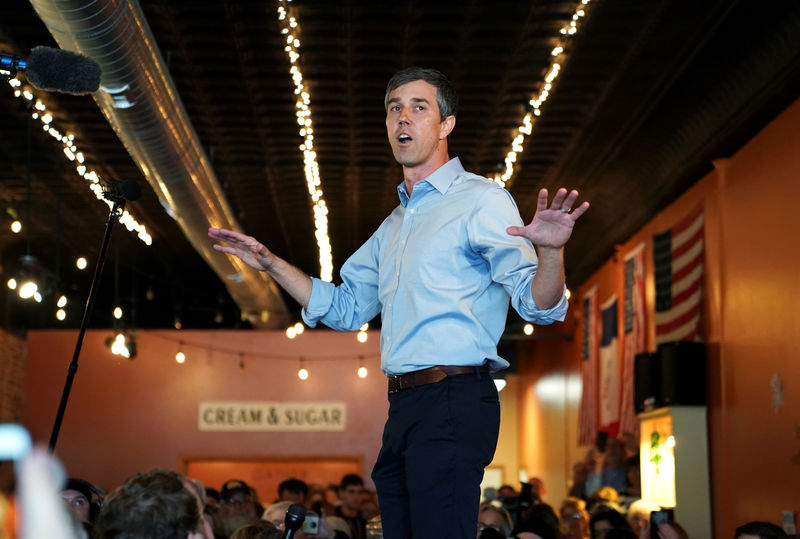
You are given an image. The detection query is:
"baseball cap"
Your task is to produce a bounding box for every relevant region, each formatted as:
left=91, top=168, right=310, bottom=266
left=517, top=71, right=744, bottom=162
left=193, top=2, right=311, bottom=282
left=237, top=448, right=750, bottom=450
left=220, top=479, right=251, bottom=502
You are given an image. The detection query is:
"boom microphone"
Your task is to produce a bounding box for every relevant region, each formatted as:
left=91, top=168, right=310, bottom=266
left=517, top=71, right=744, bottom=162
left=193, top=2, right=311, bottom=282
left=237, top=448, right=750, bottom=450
left=103, top=179, right=142, bottom=202
left=281, top=503, right=306, bottom=539
left=0, top=46, right=101, bottom=95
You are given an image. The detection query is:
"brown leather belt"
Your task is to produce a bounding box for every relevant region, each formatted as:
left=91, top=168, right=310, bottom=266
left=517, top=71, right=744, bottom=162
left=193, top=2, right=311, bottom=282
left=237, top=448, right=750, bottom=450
left=387, top=364, right=491, bottom=395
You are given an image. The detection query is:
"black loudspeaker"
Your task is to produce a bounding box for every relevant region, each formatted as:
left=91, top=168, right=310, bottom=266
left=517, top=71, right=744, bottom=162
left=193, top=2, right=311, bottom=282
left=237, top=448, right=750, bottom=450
left=656, top=341, right=707, bottom=407
left=634, top=352, right=658, bottom=413
left=634, top=342, right=707, bottom=413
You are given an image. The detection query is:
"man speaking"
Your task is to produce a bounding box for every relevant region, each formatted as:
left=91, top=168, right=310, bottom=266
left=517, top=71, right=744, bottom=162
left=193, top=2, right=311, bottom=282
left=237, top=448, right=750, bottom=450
left=209, top=67, right=588, bottom=538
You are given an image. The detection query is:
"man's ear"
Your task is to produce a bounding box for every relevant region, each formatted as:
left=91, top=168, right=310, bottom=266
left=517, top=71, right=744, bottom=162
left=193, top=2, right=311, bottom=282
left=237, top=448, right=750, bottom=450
left=439, top=115, right=456, bottom=139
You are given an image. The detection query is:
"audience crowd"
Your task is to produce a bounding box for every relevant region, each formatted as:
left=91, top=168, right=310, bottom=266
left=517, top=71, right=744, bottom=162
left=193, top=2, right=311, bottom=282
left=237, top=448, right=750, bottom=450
left=1, top=437, right=793, bottom=539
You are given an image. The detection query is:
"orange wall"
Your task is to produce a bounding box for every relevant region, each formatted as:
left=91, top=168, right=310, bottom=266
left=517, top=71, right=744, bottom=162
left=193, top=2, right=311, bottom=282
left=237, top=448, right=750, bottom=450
left=518, top=97, right=800, bottom=536
left=21, top=329, right=386, bottom=495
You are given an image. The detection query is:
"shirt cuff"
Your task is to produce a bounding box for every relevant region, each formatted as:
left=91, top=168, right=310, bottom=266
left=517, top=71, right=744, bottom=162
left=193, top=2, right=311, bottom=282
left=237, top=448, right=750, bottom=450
left=518, top=284, right=568, bottom=323
left=300, top=277, right=335, bottom=327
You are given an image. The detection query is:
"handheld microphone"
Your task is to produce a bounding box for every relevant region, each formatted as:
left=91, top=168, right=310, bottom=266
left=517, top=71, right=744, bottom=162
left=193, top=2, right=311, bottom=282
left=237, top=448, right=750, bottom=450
left=281, top=503, right=306, bottom=539
left=1, top=46, right=101, bottom=95
left=103, top=179, right=142, bottom=202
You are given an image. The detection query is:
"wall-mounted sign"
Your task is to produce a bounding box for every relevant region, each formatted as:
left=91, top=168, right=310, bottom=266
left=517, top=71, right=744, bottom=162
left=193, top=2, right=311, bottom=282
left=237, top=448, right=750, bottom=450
left=199, top=402, right=346, bottom=432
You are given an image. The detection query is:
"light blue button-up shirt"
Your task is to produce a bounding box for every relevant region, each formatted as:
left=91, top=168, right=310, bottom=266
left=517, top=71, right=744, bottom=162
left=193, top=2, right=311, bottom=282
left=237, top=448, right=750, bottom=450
left=302, top=158, right=567, bottom=375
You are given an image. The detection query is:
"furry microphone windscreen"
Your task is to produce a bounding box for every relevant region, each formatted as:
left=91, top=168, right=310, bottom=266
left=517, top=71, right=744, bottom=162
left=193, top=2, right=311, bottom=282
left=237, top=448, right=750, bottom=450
left=25, top=46, right=101, bottom=95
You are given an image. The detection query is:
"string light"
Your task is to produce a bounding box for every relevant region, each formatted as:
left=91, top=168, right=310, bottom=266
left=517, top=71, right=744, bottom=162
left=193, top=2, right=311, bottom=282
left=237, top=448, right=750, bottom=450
left=176, top=342, right=186, bottom=364
left=10, top=220, right=21, bottom=233
left=294, top=322, right=304, bottom=335
left=57, top=295, right=67, bottom=308
left=286, top=325, right=297, bottom=339
left=108, top=332, right=136, bottom=359
left=277, top=1, right=333, bottom=282
left=357, top=357, right=368, bottom=379
left=7, top=278, right=17, bottom=290
left=113, top=306, right=123, bottom=319
left=523, top=323, right=534, bottom=336
left=56, top=309, right=66, bottom=321
left=297, top=358, right=309, bottom=380
left=5, top=77, right=152, bottom=245
left=76, top=257, right=88, bottom=270
left=489, top=0, right=593, bottom=189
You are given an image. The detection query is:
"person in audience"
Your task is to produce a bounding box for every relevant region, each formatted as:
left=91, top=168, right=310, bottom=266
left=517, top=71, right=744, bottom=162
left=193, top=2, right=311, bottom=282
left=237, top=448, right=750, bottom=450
left=229, top=520, right=281, bottom=539
left=586, top=487, right=622, bottom=516
left=734, top=521, right=789, bottom=539
left=278, top=478, right=309, bottom=506
left=529, top=478, right=547, bottom=502
left=263, top=501, right=338, bottom=539
left=326, top=515, right=354, bottom=538
left=512, top=515, right=558, bottom=539
left=61, top=477, right=97, bottom=525
left=220, top=479, right=261, bottom=537
left=586, top=439, right=628, bottom=496
left=618, top=456, right=641, bottom=510
left=358, top=489, right=380, bottom=521
left=559, top=497, right=590, bottom=539
left=569, top=460, right=591, bottom=500
left=625, top=499, right=659, bottom=537
left=205, top=487, right=221, bottom=510
left=498, top=484, right=518, bottom=498
left=335, top=474, right=367, bottom=539
left=478, top=503, right=514, bottom=538
left=589, top=508, right=632, bottom=539
left=94, top=469, right=213, bottom=539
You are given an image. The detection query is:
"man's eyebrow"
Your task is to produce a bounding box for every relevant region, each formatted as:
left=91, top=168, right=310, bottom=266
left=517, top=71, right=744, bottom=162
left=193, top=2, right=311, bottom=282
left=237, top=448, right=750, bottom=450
left=387, top=97, right=431, bottom=105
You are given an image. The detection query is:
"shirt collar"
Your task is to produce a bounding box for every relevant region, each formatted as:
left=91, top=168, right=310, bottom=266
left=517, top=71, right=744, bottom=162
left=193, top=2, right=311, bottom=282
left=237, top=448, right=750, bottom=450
left=396, top=157, right=464, bottom=207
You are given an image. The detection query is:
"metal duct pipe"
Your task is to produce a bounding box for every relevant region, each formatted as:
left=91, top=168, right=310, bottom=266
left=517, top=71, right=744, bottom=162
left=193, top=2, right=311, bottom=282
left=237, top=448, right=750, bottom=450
left=28, top=0, right=288, bottom=328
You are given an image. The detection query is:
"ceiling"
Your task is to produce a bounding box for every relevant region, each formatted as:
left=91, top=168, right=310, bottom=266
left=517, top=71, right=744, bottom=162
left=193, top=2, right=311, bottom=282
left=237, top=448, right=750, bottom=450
left=1, top=0, right=798, bottom=332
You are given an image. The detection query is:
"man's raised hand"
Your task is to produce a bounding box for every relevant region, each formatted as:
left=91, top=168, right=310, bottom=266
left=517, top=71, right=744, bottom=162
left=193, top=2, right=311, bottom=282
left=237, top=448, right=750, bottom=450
left=506, top=188, right=589, bottom=249
left=208, top=227, right=275, bottom=272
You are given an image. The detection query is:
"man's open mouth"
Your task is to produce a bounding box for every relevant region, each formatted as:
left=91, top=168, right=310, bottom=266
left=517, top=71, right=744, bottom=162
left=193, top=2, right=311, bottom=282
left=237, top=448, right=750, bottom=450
left=397, top=133, right=413, bottom=144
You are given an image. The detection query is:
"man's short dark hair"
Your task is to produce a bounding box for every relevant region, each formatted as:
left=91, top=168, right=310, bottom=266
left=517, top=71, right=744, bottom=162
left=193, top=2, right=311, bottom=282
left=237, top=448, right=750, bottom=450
left=384, top=66, right=458, bottom=121
left=339, top=473, right=363, bottom=490
left=734, top=521, right=788, bottom=539
left=278, top=478, right=308, bottom=497
left=94, top=469, right=200, bottom=539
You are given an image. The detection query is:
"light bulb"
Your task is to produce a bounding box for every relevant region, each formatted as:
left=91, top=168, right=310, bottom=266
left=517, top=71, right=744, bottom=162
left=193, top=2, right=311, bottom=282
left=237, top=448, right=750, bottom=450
left=56, top=309, right=66, bottom=321
left=565, top=288, right=572, bottom=300
left=294, top=322, right=304, bottom=335
left=359, top=323, right=369, bottom=331
left=298, top=367, right=309, bottom=380
left=357, top=366, right=368, bottom=378
left=357, top=331, right=368, bottom=343
left=523, top=323, right=534, bottom=336
left=19, top=281, right=38, bottom=299
left=76, top=257, right=88, bottom=270
left=7, top=278, right=17, bottom=290
left=113, top=306, right=123, bottom=319
left=176, top=351, right=186, bottom=364
left=286, top=327, right=297, bottom=339
left=10, top=220, right=22, bottom=233
left=33, top=291, right=42, bottom=303
left=57, top=295, right=67, bottom=308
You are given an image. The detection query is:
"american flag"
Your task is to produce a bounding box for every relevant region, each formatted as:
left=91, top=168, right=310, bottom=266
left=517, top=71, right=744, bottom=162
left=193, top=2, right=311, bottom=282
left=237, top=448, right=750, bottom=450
left=653, top=206, right=705, bottom=345
left=599, top=296, right=619, bottom=437
left=578, top=286, right=598, bottom=446
left=619, top=243, right=646, bottom=438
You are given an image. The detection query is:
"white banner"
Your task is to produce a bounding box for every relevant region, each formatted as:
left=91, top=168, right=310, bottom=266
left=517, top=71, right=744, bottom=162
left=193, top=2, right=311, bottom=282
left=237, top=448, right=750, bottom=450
left=198, top=402, right=346, bottom=432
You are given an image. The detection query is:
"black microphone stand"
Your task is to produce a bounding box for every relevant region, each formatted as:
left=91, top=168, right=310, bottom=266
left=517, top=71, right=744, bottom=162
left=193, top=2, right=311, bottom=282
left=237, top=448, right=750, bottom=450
left=48, top=189, right=130, bottom=452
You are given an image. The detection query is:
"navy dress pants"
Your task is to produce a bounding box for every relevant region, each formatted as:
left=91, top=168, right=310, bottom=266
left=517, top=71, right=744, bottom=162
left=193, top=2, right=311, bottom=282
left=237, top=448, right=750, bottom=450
left=371, top=369, right=501, bottom=539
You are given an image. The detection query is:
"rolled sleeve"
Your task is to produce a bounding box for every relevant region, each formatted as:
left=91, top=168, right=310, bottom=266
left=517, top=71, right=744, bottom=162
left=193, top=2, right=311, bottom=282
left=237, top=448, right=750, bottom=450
left=516, top=281, right=568, bottom=323
left=301, top=277, right=336, bottom=327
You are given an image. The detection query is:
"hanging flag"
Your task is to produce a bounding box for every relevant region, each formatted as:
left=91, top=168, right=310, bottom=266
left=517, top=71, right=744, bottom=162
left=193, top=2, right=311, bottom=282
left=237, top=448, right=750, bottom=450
left=620, top=243, right=646, bottom=438
left=599, top=295, right=620, bottom=437
left=578, top=286, right=598, bottom=446
left=653, top=206, right=705, bottom=345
